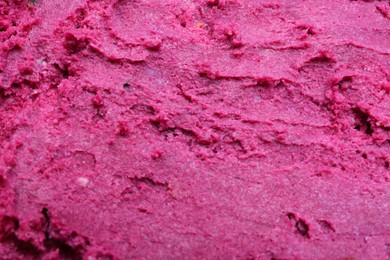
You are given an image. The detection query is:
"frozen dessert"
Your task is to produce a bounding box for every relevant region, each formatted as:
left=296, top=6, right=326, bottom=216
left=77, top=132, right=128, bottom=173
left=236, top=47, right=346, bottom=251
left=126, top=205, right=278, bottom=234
left=1, top=0, right=390, bottom=258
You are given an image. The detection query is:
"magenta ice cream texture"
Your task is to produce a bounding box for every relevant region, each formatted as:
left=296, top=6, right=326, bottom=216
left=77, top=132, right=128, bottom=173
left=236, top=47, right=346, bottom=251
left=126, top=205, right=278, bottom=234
left=0, top=0, right=390, bottom=259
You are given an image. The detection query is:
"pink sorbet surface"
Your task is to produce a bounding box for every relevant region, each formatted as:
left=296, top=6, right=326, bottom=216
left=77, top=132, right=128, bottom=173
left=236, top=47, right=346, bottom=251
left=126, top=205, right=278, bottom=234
left=1, top=0, right=390, bottom=259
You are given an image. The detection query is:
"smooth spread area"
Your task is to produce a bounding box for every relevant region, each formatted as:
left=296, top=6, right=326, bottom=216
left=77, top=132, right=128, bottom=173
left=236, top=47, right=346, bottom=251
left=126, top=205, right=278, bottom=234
left=1, top=0, right=390, bottom=259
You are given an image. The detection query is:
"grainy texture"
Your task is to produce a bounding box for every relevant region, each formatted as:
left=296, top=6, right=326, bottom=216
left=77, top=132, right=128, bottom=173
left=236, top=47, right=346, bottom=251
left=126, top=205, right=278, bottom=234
left=1, top=0, right=390, bottom=259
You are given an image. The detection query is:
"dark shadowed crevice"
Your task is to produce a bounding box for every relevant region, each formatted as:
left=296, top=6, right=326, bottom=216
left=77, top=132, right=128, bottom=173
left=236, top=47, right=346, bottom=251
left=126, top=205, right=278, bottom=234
left=53, top=63, right=71, bottom=79
left=41, top=208, right=85, bottom=260
left=295, top=219, right=310, bottom=238
left=41, top=208, right=50, bottom=239
left=353, top=108, right=373, bottom=135
left=0, top=216, right=41, bottom=257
